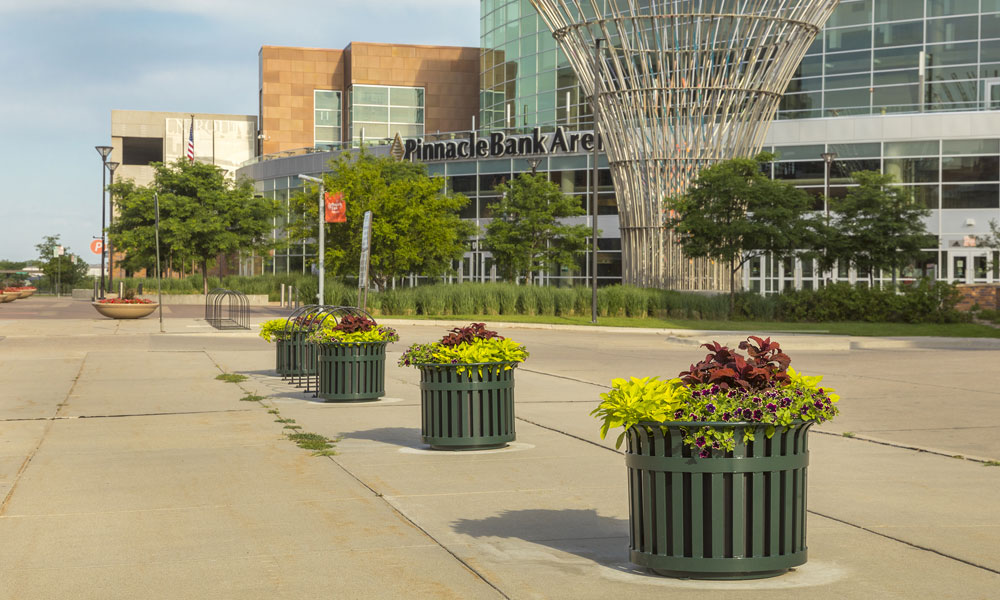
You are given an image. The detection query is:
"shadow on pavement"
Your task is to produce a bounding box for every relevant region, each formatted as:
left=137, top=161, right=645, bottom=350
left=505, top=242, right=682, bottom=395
left=340, top=426, right=423, bottom=448
left=452, top=508, right=631, bottom=566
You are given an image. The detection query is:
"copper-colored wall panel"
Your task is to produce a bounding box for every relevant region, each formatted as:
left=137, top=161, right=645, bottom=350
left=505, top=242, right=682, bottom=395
left=259, top=42, right=479, bottom=155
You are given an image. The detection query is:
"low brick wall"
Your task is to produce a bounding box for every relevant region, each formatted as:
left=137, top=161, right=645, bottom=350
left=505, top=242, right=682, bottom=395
left=955, top=284, right=1000, bottom=311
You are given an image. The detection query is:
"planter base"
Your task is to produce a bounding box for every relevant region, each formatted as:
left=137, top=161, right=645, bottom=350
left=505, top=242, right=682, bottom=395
left=634, top=549, right=807, bottom=580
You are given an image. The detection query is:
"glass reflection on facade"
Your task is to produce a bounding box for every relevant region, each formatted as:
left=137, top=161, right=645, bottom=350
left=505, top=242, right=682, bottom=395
left=349, top=85, right=425, bottom=144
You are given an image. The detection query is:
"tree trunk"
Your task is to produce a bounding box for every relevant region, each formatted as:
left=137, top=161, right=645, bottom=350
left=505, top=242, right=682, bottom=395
left=201, top=259, right=209, bottom=295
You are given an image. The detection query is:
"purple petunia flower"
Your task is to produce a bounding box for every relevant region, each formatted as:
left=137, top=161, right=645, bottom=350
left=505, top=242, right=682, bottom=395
left=674, top=409, right=685, bottom=419
left=706, top=403, right=716, bottom=414
left=710, top=384, right=721, bottom=394
left=712, top=441, right=721, bottom=449
left=781, top=397, right=792, bottom=407
left=689, top=413, right=700, bottom=421
left=814, top=400, right=825, bottom=409
left=699, top=449, right=711, bottom=458
left=721, top=412, right=732, bottom=422
left=800, top=405, right=809, bottom=414
left=766, top=403, right=778, bottom=413
left=695, top=436, right=706, bottom=448
left=753, top=409, right=764, bottom=421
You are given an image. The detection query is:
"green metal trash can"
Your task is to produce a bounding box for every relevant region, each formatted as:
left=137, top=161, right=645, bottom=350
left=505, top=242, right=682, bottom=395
left=625, top=421, right=813, bottom=580
left=418, top=363, right=516, bottom=450
left=317, top=342, right=387, bottom=401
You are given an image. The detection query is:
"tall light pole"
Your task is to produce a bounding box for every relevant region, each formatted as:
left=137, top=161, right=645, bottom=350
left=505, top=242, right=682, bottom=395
left=106, top=160, right=119, bottom=294
left=591, top=38, right=603, bottom=324
left=821, top=152, right=837, bottom=284
left=95, top=145, right=113, bottom=298
left=299, top=174, right=325, bottom=305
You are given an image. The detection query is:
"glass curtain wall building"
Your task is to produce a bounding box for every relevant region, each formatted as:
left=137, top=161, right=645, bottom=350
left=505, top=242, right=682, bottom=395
left=478, top=0, right=1000, bottom=289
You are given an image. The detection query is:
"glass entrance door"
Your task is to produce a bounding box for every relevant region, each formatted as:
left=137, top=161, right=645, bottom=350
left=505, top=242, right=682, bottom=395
left=949, top=250, right=994, bottom=283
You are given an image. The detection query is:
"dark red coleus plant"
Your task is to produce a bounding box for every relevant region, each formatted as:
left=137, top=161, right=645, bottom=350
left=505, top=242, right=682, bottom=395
left=678, top=336, right=791, bottom=391
left=333, top=315, right=377, bottom=333
left=439, top=323, right=504, bottom=347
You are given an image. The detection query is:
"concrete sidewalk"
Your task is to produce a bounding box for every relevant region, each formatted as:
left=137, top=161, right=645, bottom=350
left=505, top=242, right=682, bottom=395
left=1, top=313, right=998, bottom=598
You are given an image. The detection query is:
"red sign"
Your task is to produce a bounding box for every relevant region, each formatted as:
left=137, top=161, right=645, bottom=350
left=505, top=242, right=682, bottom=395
left=90, top=239, right=103, bottom=255
left=324, top=192, right=346, bottom=223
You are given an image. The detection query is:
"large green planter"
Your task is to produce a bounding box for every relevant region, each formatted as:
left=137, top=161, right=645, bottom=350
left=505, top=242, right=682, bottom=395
left=275, top=332, right=317, bottom=377
left=625, top=421, right=813, bottom=580
left=317, top=342, right=387, bottom=401
left=418, top=363, right=516, bottom=450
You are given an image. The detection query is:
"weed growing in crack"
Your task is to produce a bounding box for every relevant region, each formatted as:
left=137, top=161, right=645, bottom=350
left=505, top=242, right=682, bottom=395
left=240, top=394, right=265, bottom=402
left=286, top=432, right=339, bottom=455
left=216, top=373, right=248, bottom=383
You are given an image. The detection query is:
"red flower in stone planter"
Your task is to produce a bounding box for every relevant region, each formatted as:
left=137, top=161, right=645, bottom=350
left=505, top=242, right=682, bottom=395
left=98, top=298, right=155, bottom=304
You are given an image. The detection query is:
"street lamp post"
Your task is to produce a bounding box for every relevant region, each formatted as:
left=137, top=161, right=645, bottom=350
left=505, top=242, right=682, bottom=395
left=821, top=152, right=837, bottom=283
left=299, top=174, right=325, bottom=305
left=95, top=145, right=113, bottom=298
left=106, top=160, right=119, bottom=295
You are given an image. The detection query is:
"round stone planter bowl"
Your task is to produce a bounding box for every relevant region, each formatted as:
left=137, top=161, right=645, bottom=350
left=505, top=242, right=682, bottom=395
left=92, top=302, right=158, bottom=319
left=16, top=290, right=32, bottom=299
left=0, top=293, right=16, bottom=303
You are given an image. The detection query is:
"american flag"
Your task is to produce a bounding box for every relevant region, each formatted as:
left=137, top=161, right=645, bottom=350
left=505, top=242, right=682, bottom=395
left=186, top=118, right=195, bottom=161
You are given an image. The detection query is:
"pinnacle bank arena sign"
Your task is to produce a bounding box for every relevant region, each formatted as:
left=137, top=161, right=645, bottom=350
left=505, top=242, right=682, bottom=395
left=403, top=127, right=603, bottom=162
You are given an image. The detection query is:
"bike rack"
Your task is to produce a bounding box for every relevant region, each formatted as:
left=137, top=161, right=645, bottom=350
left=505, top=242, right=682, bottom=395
left=205, top=288, right=250, bottom=330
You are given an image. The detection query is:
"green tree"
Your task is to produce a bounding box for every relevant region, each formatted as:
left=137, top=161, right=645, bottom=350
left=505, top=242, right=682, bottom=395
left=482, top=173, right=591, bottom=284
left=109, top=160, right=278, bottom=293
left=34, top=234, right=88, bottom=288
left=0, top=259, right=30, bottom=285
left=665, top=153, right=820, bottom=315
left=828, top=171, right=931, bottom=287
left=288, top=151, right=474, bottom=291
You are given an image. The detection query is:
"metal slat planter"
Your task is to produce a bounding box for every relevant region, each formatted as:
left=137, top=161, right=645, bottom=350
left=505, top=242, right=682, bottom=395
left=418, top=363, right=516, bottom=450
left=625, top=421, right=813, bottom=580
left=317, top=342, right=387, bottom=402
left=275, top=331, right=316, bottom=378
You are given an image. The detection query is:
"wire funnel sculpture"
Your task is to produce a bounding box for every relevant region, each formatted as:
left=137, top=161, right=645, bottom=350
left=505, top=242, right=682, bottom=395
left=529, top=0, right=839, bottom=289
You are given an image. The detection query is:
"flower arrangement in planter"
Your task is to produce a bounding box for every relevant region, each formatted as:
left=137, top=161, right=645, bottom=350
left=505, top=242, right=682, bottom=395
left=92, top=291, right=158, bottom=319
left=399, top=323, right=528, bottom=449
left=97, top=298, right=155, bottom=304
left=306, top=315, right=399, bottom=402
left=592, top=336, right=838, bottom=580
left=259, top=316, right=334, bottom=377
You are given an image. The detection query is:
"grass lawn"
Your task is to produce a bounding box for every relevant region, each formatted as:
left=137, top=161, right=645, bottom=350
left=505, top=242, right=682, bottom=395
left=385, top=313, right=1000, bottom=338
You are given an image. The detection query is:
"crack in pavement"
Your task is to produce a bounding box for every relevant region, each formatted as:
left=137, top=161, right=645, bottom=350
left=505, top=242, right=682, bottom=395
left=0, top=354, right=87, bottom=517
left=0, top=409, right=253, bottom=422
left=812, top=429, right=997, bottom=464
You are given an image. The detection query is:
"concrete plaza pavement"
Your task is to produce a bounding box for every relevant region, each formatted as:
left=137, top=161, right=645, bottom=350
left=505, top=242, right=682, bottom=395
left=1, top=297, right=998, bottom=598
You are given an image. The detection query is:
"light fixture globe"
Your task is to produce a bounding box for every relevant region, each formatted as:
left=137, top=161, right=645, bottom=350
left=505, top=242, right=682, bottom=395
left=95, top=145, right=113, bottom=161
left=529, top=0, right=839, bottom=289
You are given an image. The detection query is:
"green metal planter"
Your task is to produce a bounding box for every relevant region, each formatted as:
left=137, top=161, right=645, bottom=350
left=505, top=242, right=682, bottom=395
left=625, top=421, right=813, bottom=580
left=275, top=332, right=317, bottom=378
left=317, top=342, right=387, bottom=401
left=418, top=363, right=516, bottom=450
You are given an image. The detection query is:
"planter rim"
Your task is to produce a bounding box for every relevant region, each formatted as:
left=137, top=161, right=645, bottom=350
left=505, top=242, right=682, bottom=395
left=92, top=301, right=159, bottom=306
left=634, top=419, right=811, bottom=428
left=316, top=340, right=391, bottom=346
left=414, top=361, right=521, bottom=368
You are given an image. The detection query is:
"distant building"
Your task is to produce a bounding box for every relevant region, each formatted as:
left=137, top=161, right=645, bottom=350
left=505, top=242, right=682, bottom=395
left=111, top=109, right=257, bottom=186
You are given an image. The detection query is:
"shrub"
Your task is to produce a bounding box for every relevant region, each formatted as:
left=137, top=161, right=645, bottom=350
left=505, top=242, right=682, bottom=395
left=553, top=287, right=576, bottom=316
left=497, top=284, right=519, bottom=314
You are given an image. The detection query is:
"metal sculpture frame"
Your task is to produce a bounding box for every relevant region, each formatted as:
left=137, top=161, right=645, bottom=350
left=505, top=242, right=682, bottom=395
left=205, top=288, right=250, bottom=330
left=529, top=0, right=838, bottom=289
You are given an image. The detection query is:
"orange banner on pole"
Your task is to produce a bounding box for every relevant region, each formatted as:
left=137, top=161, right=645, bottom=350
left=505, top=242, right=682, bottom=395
left=324, top=191, right=346, bottom=223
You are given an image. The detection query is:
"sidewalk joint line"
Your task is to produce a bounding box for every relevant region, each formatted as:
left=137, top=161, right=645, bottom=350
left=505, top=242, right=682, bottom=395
left=809, top=510, right=1000, bottom=576
left=812, top=430, right=997, bottom=464
left=0, top=354, right=87, bottom=516
left=518, top=367, right=611, bottom=389
left=516, top=416, right=621, bottom=454
left=321, top=455, right=511, bottom=599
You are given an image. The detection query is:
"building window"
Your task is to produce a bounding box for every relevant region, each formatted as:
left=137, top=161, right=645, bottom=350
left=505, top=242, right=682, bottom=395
left=349, top=84, right=424, bottom=145
left=314, top=90, right=342, bottom=149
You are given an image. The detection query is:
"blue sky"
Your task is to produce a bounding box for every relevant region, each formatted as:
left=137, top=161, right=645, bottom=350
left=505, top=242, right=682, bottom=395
left=0, top=0, right=480, bottom=261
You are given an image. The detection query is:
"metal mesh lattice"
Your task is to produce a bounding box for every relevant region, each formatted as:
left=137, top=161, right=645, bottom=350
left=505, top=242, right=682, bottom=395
left=529, top=0, right=838, bottom=289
